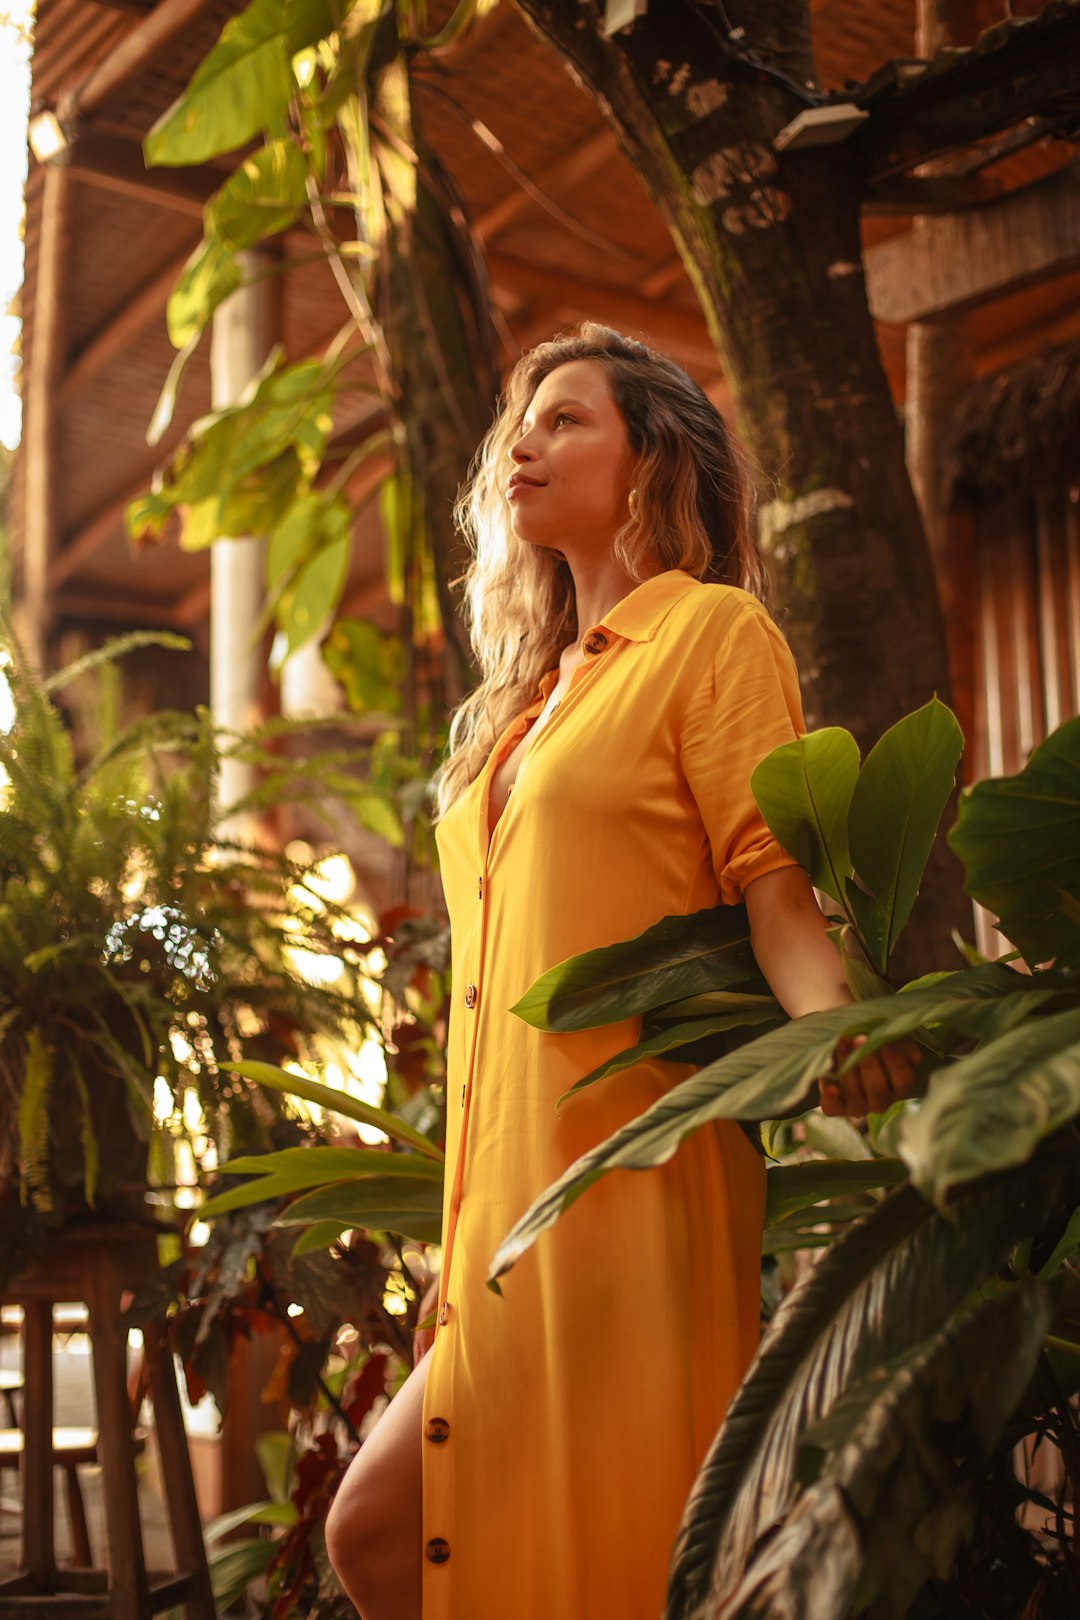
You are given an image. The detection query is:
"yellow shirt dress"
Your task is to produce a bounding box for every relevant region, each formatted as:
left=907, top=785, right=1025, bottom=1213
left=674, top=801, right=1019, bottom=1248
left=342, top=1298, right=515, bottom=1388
left=423, top=569, right=806, bottom=1619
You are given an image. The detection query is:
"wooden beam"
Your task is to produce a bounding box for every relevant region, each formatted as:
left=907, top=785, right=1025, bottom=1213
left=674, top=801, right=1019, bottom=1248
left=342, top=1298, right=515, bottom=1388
left=475, top=128, right=617, bottom=243
left=64, top=128, right=219, bottom=218
left=61, top=246, right=196, bottom=400
left=50, top=364, right=384, bottom=595
left=63, top=0, right=218, bottom=119
left=486, top=252, right=715, bottom=368
left=52, top=589, right=187, bottom=626
left=867, top=161, right=1080, bottom=324
left=639, top=258, right=685, bottom=299
left=20, top=164, right=70, bottom=663
left=976, top=291, right=1080, bottom=376
left=47, top=474, right=152, bottom=590
left=853, top=6, right=1080, bottom=184
left=174, top=578, right=212, bottom=627
left=863, top=170, right=1000, bottom=215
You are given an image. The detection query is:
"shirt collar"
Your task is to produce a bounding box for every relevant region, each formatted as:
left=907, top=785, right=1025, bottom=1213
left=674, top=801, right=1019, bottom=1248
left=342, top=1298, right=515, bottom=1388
left=531, top=570, right=701, bottom=706
left=593, top=568, right=700, bottom=643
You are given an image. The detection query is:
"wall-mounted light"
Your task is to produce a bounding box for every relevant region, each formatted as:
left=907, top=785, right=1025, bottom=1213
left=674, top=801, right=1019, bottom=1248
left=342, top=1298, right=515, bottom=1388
left=28, top=108, right=69, bottom=164
left=603, top=0, right=648, bottom=36
left=774, top=103, right=869, bottom=153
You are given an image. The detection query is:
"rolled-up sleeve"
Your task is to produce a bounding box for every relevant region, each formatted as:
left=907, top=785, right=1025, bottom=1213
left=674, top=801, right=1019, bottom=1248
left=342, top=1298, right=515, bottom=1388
left=680, top=600, right=807, bottom=904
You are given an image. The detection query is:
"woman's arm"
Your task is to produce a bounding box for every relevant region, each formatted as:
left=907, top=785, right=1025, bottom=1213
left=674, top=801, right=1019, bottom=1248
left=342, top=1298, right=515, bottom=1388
left=744, top=865, right=920, bottom=1117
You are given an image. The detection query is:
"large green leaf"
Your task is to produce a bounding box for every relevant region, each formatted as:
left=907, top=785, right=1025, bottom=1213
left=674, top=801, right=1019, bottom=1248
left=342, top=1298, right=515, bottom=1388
left=558, top=1006, right=783, bottom=1104
left=276, top=518, right=351, bottom=659
left=750, top=727, right=860, bottom=907
left=178, top=452, right=304, bottom=550
left=511, top=905, right=767, bottom=1033
left=717, top=1280, right=1055, bottom=1620
left=323, top=616, right=405, bottom=715
left=267, top=491, right=353, bottom=659
left=207, top=139, right=310, bottom=249
left=200, top=1143, right=442, bottom=1217
left=273, top=1175, right=443, bottom=1244
left=145, top=0, right=339, bottom=167
left=846, top=699, right=964, bottom=972
left=231, top=1060, right=443, bottom=1160
left=216, top=1146, right=438, bottom=1185
left=948, top=715, right=1080, bottom=971
left=901, top=1004, right=1080, bottom=1206
left=663, top=1161, right=1073, bottom=1619
left=764, top=1158, right=908, bottom=1228
left=167, top=239, right=243, bottom=353
left=181, top=359, right=336, bottom=501
left=165, top=143, right=309, bottom=351
left=489, top=965, right=1034, bottom=1287
left=131, top=356, right=339, bottom=551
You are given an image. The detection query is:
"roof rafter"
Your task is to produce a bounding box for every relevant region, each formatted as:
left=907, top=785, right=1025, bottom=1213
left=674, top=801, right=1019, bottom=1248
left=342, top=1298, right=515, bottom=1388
left=867, top=159, right=1080, bottom=324
left=852, top=0, right=1080, bottom=187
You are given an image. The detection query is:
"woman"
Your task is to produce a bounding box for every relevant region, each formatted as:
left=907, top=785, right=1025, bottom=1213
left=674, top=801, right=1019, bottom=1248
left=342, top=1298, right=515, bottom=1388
left=326, top=324, right=918, bottom=1620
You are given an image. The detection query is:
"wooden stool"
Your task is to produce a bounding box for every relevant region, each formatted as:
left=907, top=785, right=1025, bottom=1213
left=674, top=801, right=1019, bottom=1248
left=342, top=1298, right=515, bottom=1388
left=0, top=1222, right=216, bottom=1618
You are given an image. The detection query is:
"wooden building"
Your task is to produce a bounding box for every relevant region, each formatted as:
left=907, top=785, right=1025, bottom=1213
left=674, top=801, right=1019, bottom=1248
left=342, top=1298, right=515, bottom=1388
left=9, top=0, right=1080, bottom=910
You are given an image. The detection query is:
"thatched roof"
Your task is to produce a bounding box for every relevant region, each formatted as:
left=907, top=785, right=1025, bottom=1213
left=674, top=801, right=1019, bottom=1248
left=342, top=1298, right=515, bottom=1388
left=947, top=334, right=1080, bottom=500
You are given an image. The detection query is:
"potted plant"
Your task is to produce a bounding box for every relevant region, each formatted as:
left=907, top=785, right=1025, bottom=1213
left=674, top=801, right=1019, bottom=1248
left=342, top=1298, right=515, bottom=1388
left=0, top=621, right=388, bottom=1279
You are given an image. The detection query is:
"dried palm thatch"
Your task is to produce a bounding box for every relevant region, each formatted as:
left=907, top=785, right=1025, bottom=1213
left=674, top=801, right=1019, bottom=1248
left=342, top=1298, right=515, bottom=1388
left=946, top=334, right=1080, bottom=501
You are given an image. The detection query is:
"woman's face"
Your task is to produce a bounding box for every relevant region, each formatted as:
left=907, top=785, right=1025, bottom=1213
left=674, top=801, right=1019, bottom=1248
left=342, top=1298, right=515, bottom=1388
left=505, top=359, right=637, bottom=555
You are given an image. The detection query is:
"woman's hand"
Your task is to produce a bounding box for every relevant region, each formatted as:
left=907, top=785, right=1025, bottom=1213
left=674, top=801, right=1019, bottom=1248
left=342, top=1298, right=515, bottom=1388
left=818, top=1033, right=923, bottom=1118
left=413, top=1275, right=441, bottom=1366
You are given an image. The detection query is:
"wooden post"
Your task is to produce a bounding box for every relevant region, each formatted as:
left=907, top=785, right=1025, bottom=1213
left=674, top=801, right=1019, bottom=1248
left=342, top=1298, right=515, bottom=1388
left=20, top=1302, right=54, bottom=1588
left=209, top=249, right=280, bottom=830
left=86, top=1247, right=151, bottom=1615
left=18, top=163, right=69, bottom=668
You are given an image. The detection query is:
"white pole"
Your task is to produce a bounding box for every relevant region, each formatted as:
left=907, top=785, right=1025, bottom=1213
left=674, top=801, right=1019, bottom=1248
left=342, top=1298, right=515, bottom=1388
left=209, top=250, right=279, bottom=832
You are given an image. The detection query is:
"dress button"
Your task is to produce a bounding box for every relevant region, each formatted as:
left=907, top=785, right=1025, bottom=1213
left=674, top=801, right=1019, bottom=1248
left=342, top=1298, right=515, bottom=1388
left=583, top=631, right=607, bottom=655
left=464, top=983, right=478, bottom=1008
left=438, top=1301, right=450, bottom=1325
left=425, top=1416, right=450, bottom=1443
left=425, top=1538, right=451, bottom=1564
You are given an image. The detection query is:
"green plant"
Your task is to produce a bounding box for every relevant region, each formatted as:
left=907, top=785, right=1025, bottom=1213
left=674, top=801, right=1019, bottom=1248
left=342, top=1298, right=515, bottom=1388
left=488, top=707, right=1080, bottom=1617
left=0, top=623, right=389, bottom=1267
left=130, top=0, right=501, bottom=755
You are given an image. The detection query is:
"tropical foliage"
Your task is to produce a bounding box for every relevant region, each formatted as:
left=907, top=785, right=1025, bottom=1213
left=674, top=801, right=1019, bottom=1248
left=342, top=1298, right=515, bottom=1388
left=0, top=620, right=392, bottom=1276
left=488, top=705, right=1080, bottom=1618
left=150, top=896, right=451, bottom=1618
left=130, top=0, right=501, bottom=758
left=164, top=680, right=1080, bottom=1615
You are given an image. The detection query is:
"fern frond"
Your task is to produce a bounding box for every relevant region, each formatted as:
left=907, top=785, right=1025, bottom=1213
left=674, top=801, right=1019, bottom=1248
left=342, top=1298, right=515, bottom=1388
left=41, top=631, right=191, bottom=697
left=17, top=1029, right=53, bottom=1212
left=68, top=1051, right=100, bottom=1209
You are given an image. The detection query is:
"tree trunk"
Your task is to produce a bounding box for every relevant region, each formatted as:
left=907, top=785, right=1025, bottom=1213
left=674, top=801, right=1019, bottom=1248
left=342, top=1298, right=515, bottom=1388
left=364, top=29, right=502, bottom=724
left=513, top=0, right=969, bottom=968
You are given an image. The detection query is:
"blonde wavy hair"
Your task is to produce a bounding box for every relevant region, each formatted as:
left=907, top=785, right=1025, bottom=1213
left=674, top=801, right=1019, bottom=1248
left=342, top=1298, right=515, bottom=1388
left=435, top=322, right=767, bottom=817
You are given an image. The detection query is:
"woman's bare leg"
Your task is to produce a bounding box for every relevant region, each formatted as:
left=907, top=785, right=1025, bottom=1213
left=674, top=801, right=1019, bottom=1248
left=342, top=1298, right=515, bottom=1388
left=325, top=1350, right=429, bottom=1620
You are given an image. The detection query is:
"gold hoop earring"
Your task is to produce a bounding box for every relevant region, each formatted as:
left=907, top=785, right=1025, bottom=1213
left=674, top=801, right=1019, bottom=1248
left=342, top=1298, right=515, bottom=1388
left=628, top=488, right=639, bottom=520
